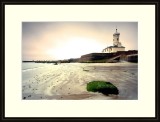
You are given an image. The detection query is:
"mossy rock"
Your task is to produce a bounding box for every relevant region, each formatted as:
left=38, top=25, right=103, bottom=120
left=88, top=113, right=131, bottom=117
left=87, top=81, right=119, bottom=95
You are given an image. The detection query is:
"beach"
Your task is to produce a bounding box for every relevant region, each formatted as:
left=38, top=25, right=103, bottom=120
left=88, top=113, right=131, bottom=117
left=22, top=62, right=138, bottom=100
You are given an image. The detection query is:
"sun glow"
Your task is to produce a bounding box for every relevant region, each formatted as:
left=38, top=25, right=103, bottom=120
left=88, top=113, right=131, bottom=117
left=47, top=37, right=103, bottom=60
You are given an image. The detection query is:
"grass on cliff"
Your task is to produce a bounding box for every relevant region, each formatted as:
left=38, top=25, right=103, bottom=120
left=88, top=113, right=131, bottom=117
left=86, top=81, right=119, bottom=95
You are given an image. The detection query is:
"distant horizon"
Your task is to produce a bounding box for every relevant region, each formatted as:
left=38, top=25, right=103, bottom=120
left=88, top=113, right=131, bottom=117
left=22, top=22, right=138, bottom=61
left=22, top=49, right=138, bottom=62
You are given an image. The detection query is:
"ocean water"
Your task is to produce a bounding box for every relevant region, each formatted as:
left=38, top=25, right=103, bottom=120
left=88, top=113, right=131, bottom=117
left=22, top=62, right=52, bottom=72
left=22, top=62, right=54, bottom=82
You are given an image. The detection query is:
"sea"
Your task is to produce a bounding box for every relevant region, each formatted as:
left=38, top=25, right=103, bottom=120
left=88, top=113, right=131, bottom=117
left=22, top=62, right=52, bottom=72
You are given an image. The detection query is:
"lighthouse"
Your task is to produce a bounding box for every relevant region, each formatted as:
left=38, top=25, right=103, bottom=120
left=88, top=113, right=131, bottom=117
left=102, top=28, right=125, bottom=53
left=113, top=28, right=121, bottom=47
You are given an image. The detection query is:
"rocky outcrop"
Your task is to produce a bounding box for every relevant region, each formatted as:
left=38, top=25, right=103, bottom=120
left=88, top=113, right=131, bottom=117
left=80, top=53, right=114, bottom=63
left=126, top=54, right=138, bottom=63
left=80, top=50, right=138, bottom=63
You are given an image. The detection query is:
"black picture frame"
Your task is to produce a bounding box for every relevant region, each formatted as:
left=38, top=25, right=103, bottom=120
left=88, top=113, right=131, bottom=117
left=1, top=0, right=159, bottom=121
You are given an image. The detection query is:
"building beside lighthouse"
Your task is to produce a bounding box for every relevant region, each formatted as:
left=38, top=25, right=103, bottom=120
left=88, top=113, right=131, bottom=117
left=102, top=28, right=125, bottom=53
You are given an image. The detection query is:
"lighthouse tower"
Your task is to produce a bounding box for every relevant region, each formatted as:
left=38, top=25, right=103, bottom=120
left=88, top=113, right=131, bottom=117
left=113, top=28, right=121, bottom=47
left=102, top=28, right=125, bottom=53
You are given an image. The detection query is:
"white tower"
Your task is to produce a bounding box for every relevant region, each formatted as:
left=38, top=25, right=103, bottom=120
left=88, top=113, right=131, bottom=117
left=113, top=28, right=121, bottom=47
left=102, top=27, right=125, bottom=53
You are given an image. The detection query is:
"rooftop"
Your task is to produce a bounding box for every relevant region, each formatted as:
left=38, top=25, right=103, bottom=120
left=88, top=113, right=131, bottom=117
left=113, top=29, right=120, bottom=36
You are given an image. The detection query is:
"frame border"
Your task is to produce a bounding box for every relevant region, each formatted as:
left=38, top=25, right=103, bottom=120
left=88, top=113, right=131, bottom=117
left=1, top=0, right=159, bottom=121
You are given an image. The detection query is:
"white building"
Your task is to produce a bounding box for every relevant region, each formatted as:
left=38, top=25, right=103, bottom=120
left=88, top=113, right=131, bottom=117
left=102, top=28, right=125, bottom=53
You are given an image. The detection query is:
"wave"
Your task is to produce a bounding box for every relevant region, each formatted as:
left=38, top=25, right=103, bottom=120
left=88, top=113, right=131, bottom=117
left=22, top=66, right=45, bottom=72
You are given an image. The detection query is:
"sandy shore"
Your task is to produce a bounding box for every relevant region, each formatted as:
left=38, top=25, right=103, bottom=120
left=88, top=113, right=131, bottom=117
left=22, top=62, right=138, bottom=100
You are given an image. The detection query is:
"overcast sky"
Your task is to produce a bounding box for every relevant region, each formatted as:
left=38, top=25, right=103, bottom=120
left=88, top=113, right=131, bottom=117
left=22, top=22, right=138, bottom=60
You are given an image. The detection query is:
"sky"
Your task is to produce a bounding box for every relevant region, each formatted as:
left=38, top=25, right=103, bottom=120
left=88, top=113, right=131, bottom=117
left=22, top=22, right=138, bottom=61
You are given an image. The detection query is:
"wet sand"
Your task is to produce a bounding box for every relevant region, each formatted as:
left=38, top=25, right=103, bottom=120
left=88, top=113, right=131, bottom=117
left=22, top=62, right=138, bottom=100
